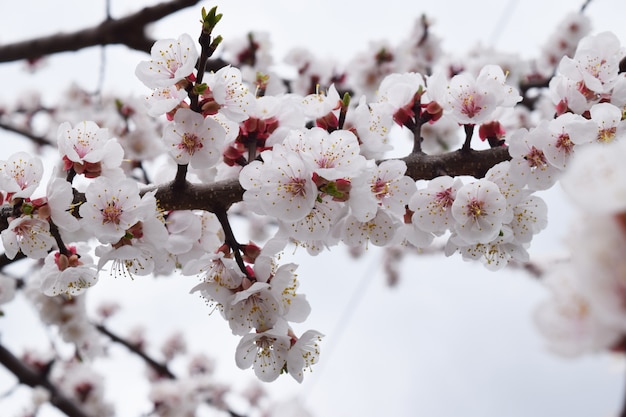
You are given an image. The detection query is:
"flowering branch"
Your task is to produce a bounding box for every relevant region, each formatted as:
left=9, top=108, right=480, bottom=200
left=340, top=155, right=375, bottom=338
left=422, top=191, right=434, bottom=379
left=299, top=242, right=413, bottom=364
left=0, top=343, right=89, bottom=417
left=0, top=0, right=201, bottom=63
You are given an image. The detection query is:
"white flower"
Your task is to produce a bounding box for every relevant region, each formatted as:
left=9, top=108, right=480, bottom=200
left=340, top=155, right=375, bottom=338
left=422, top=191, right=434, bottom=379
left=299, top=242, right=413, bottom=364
left=543, top=113, right=596, bottom=169
left=376, top=72, right=426, bottom=111
left=94, top=192, right=169, bottom=276
left=287, top=330, right=323, bottom=383
left=224, top=262, right=310, bottom=336
left=348, top=98, right=393, bottom=160
left=40, top=248, right=98, bottom=297
left=561, top=140, right=626, bottom=214
left=548, top=75, right=589, bottom=114
left=145, top=86, right=188, bottom=117
left=409, top=176, right=463, bottom=234
left=78, top=177, right=145, bottom=244
left=46, top=178, right=80, bottom=233
left=57, top=121, right=124, bottom=178
left=240, top=153, right=317, bottom=221
left=282, top=127, right=366, bottom=180
left=96, top=242, right=159, bottom=277
left=1, top=216, right=55, bottom=259
left=508, top=194, right=548, bottom=245
left=187, top=253, right=245, bottom=306
left=206, top=65, right=256, bottom=122
left=349, top=159, right=416, bottom=222
left=589, top=102, right=626, bottom=144
left=429, top=64, right=521, bottom=125
left=451, top=179, right=507, bottom=244
left=235, top=324, right=291, bottom=382
left=267, top=263, right=311, bottom=324
left=277, top=194, right=344, bottom=243
left=301, top=83, right=341, bottom=121
left=164, top=210, right=202, bottom=255
left=135, top=33, right=199, bottom=89
left=0, top=152, right=43, bottom=199
left=162, top=109, right=226, bottom=169
left=226, top=281, right=281, bottom=335
left=557, top=31, right=625, bottom=96
left=508, top=126, right=561, bottom=190
left=445, top=227, right=529, bottom=271
left=340, top=209, right=400, bottom=248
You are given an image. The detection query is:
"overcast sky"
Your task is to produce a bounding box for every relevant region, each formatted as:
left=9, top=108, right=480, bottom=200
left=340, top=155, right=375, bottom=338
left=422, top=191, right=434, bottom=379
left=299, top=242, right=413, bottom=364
left=1, top=1, right=626, bottom=417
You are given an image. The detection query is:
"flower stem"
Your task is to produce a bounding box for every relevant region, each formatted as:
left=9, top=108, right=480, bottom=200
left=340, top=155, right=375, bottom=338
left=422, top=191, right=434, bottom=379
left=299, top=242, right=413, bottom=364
left=462, top=124, right=475, bottom=153
left=213, top=207, right=251, bottom=279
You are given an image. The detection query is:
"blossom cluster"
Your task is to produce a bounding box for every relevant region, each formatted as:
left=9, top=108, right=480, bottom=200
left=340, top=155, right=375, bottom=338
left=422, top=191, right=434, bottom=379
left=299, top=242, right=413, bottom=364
left=1, top=6, right=626, bottom=392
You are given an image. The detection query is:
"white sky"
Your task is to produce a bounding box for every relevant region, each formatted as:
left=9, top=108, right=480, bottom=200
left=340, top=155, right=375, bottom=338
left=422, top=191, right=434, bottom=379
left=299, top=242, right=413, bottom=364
left=1, top=1, right=626, bottom=417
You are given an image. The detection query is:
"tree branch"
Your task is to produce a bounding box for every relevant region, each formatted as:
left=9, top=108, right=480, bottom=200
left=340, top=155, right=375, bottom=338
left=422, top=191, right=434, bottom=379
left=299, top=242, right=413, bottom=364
left=0, top=0, right=201, bottom=63
left=0, top=343, right=90, bottom=417
left=0, top=147, right=512, bottom=244
left=401, top=146, right=511, bottom=180
left=94, top=323, right=176, bottom=379
left=0, top=122, right=52, bottom=147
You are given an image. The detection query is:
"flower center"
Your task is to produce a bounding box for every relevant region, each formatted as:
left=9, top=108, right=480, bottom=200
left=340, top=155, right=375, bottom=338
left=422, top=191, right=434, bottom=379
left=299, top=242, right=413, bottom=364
left=434, top=187, right=455, bottom=209
left=284, top=178, right=307, bottom=197
left=101, top=201, right=123, bottom=225
left=598, top=126, right=617, bottom=143
left=555, top=133, right=574, bottom=155
left=524, top=146, right=548, bottom=168
left=466, top=198, right=485, bottom=219
left=459, top=92, right=482, bottom=118
left=179, top=133, right=203, bottom=155
left=371, top=179, right=390, bottom=200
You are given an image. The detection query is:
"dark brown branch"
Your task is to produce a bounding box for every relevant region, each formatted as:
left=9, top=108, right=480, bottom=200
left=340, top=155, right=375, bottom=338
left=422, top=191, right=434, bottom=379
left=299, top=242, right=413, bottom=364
left=150, top=148, right=511, bottom=212
left=401, top=146, right=511, bottom=180
left=0, top=343, right=90, bottom=417
left=0, top=0, right=201, bottom=63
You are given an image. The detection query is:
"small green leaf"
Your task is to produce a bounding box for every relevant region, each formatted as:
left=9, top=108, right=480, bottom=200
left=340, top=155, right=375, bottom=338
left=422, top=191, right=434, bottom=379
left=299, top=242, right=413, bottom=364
left=193, top=83, right=208, bottom=94
left=341, top=92, right=351, bottom=108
